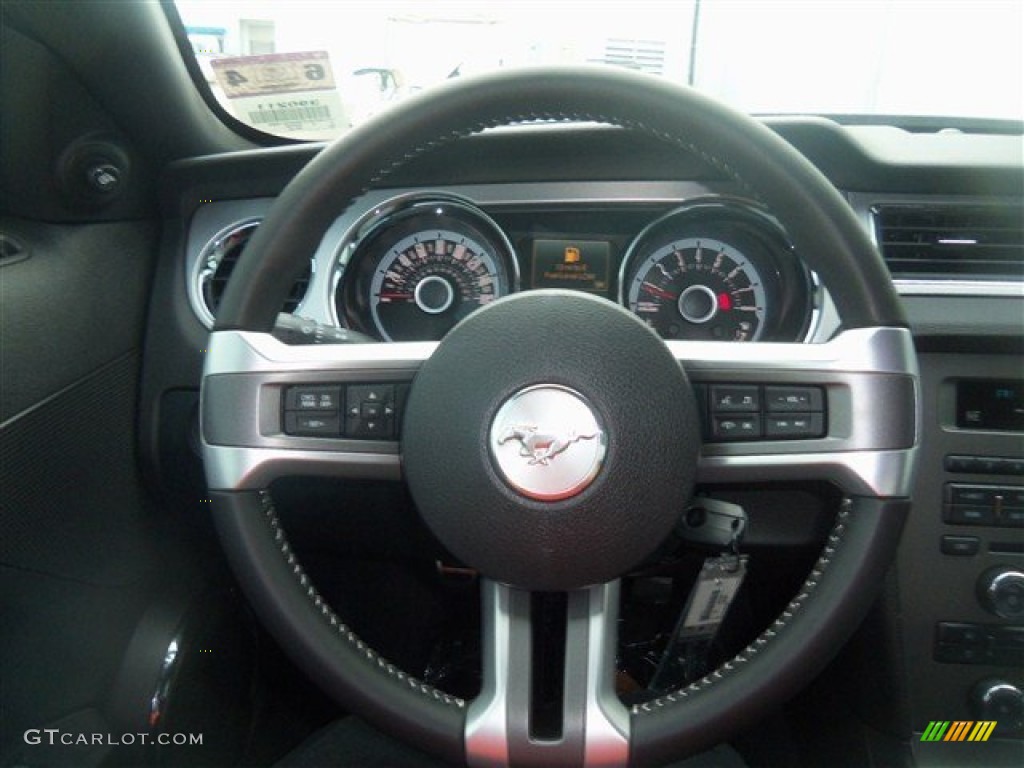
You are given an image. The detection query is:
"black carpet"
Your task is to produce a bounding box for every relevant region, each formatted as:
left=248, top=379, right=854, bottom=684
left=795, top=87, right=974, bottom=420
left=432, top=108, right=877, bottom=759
left=276, top=717, right=748, bottom=767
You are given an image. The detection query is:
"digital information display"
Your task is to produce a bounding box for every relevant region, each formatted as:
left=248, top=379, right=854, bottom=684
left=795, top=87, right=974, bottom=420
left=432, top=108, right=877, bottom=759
left=531, top=239, right=611, bottom=295
left=956, top=379, right=1024, bottom=431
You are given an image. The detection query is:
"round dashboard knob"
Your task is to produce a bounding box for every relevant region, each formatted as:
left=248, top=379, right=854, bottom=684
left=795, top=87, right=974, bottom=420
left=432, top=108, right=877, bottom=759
left=977, top=566, right=1024, bottom=619
left=969, top=679, right=1023, bottom=733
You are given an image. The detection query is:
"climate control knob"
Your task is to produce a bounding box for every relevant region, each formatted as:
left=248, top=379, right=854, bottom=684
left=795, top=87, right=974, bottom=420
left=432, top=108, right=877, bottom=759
left=977, top=566, right=1024, bottom=619
left=969, top=679, right=1023, bottom=733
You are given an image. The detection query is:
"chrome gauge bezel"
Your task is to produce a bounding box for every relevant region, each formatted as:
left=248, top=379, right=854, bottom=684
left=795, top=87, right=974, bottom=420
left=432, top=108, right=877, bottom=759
left=332, top=193, right=520, bottom=342
left=190, top=217, right=315, bottom=330
left=618, top=198, right=820, bottom=343
left=190, top=218, right=263, bottom=329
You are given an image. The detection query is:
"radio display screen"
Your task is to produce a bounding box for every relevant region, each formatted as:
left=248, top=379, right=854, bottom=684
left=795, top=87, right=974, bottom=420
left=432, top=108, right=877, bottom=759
left=956, top=379, right=1024, bottom=431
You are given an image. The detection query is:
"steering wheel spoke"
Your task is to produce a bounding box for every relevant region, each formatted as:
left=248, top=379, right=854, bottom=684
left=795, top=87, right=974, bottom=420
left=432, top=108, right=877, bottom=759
left=467, top=580, right=629, bottom=768
left=203, top=325, right=918, bottom=499
left=202, top=329, right=435, bottom=490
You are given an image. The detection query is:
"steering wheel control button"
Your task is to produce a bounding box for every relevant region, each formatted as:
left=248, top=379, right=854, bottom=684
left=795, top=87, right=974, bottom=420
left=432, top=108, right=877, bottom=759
left=710, top=385, right=760, bottom=412
left=283, top=385, right=343, bottom=436
left=705, top=382, right=825, bottom=441
left=489, top=386, right=606, bottom=502
left=713, top=415, right=762, bottom=440
left=765, top=413, right=824, bottom=438
left=284, top=412, right=341, bottom=437
left=345, top=384, right=396, bottom=438
left=281, top=383, right=402, bottom=438
left=285, top=385, right=341, bottom=411
left=765, top=386, right=824, bottom=412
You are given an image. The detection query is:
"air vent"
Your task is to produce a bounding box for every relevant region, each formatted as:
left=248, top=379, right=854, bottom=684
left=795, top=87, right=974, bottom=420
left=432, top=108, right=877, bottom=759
left=194, top=220, right=313, bottom=328
left=872, top=203, right=1024, bottom=281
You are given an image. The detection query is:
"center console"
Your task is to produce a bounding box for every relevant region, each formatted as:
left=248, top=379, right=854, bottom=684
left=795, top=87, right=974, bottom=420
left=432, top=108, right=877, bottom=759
left=900, top=356, right=1024, bottom=751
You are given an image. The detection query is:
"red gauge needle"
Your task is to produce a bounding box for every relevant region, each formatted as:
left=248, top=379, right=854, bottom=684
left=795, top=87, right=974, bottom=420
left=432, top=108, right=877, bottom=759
left=641, top=282, right=676, bottom=301
left=377, top=292, right=413, bottom=300
left=717, top=292, right=733, bottom=311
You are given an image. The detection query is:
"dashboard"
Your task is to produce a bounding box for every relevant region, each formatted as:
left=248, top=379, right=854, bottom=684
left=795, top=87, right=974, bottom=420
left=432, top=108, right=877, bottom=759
left=186, top=182, right=833, bottom=345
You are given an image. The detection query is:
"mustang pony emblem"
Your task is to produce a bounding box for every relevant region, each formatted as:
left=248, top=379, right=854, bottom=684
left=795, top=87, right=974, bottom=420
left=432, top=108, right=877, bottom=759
left=496, top=425, right=599, bottom=466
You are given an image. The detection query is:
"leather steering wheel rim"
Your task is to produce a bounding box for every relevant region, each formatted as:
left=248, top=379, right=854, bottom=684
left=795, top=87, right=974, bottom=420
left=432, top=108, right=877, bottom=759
left=204, top=66, right=916, bottom=767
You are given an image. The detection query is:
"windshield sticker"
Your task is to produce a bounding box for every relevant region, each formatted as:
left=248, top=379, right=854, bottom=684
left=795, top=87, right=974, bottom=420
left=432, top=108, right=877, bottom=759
left=211, top=51, right=348, bottom=138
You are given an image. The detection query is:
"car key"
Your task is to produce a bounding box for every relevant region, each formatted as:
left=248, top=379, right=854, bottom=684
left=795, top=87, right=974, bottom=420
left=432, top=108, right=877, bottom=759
left=676, top=497, right=747, bottom=554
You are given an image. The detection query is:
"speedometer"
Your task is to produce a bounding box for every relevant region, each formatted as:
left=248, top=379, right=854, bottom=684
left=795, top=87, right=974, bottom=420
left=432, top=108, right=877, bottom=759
left=369, top=228, right=505, bottom=340
left=336, top=196, right=518, bottom=341
left=620, top=200, right=816, bottom=343
left=627, top=237, right=767, bottom=341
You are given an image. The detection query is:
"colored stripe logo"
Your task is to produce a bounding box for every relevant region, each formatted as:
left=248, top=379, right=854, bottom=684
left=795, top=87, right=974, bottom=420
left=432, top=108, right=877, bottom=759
left=921, top=721, right=997, bottom=742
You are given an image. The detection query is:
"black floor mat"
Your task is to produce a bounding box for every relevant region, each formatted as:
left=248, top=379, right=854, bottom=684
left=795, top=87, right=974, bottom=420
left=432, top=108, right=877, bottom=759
left=274, top=718, right=452, bottom=768
left=275, top=717, right=749, bottom=768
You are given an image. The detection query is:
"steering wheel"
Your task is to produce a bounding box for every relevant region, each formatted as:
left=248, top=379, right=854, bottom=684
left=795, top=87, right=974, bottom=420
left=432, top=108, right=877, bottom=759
left=201, top=67, right=918, bottom=767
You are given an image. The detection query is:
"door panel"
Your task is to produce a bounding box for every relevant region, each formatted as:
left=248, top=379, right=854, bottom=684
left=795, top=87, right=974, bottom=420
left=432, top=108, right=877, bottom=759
left=0, top=218, right=161, bottom=759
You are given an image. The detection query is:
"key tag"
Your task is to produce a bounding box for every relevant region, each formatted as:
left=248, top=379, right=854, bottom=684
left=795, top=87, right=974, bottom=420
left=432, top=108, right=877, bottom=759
left=651, top=502, right=749, bottom=691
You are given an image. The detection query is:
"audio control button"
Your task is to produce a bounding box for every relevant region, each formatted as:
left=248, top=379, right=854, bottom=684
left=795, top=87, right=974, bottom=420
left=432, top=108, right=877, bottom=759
left=944, top=504, right=995, bottom=526
left=941, top=535, right=980, bottom=556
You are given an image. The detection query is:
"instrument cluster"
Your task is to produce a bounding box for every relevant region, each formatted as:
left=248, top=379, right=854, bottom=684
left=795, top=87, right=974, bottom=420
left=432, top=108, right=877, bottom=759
left=332, top=193, right=818, bottom=343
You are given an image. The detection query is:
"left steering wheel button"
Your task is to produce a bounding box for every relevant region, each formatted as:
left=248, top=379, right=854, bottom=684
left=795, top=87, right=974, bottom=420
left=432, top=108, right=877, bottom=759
left=285, top=412, right=342, bottom=437
left=285, top=385, right=342, bottom=411
left=345, top=384, right=396, bottom=439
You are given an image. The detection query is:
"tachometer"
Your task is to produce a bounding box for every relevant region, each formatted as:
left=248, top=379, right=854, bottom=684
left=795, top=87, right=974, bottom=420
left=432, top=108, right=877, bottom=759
left=627, top=237, right=767, bottom=341
left=620, top=200, right=816, bottom=342
left=336, top=196, right=518, bottom=341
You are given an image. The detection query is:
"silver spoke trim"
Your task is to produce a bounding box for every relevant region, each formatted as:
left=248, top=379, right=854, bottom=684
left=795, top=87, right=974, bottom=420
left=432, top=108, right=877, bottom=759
left=202, top=326, right=918, bottom=497
left=665, top=326, right=916, bottom=374
left=203, top=446, right=401, bottom=491
left=697, top=449, right=916, bottom=499
left=465, top=581, right=629, bottom=768
left=464, top=582, right=517, bottom=767
left=204, top=330, right=435, bottom=374
left=580, top=582, right=630, bottom=767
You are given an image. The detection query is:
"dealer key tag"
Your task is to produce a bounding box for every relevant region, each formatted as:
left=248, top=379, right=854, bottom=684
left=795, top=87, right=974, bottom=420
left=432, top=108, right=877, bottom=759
left=678, top=555, right=748, bottom=638
left=650, top=544, right=748, bottom=691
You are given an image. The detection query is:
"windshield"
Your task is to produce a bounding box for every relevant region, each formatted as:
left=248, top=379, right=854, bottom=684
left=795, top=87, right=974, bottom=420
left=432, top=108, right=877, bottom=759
left=173, top=0, right=1023, bottom=141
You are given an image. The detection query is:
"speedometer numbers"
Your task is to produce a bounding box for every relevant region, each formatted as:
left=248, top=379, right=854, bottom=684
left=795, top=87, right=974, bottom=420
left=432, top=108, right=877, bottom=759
left=628, top=238, right=766, bottom=341
left=621, top=202, right=815, bottom=343
left=371, top=229, right=502, bottom=339
left=337, top=198, right=517, bottom=342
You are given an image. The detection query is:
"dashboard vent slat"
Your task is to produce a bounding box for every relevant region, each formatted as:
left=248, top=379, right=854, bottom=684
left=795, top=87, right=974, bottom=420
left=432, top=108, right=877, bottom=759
left=196, top=220, right=312, bottom=327
left=873, top=204, right=1024, bottom=281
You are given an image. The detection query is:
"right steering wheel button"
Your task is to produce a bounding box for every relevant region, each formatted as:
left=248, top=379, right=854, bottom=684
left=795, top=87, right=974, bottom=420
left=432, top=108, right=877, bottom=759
left=765, top=413, right=824, bottom=438
left=765, top=386, right=824, bottom=412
